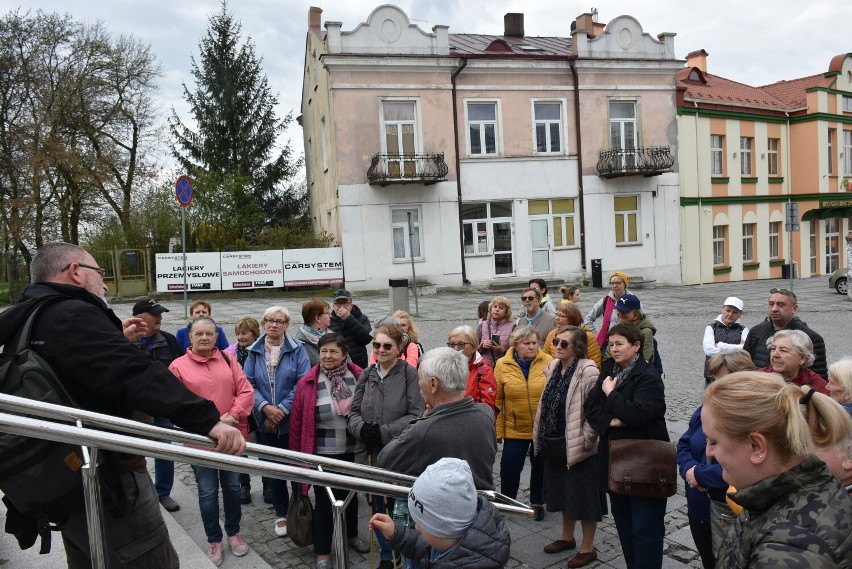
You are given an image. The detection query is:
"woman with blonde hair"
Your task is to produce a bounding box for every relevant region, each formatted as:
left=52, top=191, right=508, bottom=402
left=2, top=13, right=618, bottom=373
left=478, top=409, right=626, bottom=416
left=702, top=372, right=852, bottom=567
left=476, top=295, right=516, bottom=368
left=560, top=285, right=581, bottom=304
left=827, top=357, right=852, bottom=406
left=393, top=310, right=423, bottom=359
left=544, top=302, right=601, bottom=369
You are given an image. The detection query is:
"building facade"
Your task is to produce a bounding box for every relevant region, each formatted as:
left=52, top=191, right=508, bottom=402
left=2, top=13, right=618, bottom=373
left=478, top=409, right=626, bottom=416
left=678, top=51, right=852, bottom=284
left=301, top=5, right=682, bottom=291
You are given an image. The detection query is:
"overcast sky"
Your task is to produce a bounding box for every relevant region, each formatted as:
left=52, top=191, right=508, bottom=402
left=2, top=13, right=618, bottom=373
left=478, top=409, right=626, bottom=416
left=2, top=0, right=849, bottom=173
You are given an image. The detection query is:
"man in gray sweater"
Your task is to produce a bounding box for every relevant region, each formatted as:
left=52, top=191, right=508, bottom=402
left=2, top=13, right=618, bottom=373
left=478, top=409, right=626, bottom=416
left=378, top=348, right=496, bottom=490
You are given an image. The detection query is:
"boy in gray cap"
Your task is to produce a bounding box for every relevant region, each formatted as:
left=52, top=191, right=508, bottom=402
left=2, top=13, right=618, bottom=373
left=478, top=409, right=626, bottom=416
left=370, top=457, right=510, bottom=568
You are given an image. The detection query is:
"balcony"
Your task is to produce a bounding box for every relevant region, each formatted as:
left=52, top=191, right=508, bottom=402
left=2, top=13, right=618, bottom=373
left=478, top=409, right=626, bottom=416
left=596, top=146, right=674, bottom=178
left=367, top=153, right=449, bottom=186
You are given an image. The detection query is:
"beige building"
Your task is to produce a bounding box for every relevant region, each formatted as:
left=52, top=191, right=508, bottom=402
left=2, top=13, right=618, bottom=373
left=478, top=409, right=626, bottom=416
left=678, top=51, right=852, bottom=284
left=301, top=5, right=682, bottom=291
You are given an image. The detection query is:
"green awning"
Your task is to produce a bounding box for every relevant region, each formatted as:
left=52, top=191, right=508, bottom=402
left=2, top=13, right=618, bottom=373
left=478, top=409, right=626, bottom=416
left=819, top=207, right=846, bottom=219
left=801, top=209, right=820, bottom=221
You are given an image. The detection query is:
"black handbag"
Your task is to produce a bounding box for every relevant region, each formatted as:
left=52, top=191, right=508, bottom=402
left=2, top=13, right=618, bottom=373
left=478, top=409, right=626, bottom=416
left=539, top=436, right=567, bottom=463
left=286, top=490, right=314, bottom=547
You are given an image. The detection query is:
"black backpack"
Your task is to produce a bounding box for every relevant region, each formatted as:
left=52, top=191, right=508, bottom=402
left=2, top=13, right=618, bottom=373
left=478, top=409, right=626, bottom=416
left=0, top=297, right=86, bottom=552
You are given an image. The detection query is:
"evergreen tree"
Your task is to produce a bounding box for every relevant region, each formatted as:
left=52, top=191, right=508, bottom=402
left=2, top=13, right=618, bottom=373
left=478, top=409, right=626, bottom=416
left=168, top=0, right=304, bottom=235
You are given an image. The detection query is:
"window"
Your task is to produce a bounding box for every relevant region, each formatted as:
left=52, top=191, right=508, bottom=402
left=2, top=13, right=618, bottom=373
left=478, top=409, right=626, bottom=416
left=528, top=199, right=577, bottom=273
left=614, top=195, right=639, bottom=245
left=461, top=202, right=515, bottom=275
left=712, top=225, right=727, bottom=266
left=742, top=223, right=755, bottom=262
left=533, top=101, right=562, bottom=153
left=462, top=203, right=489, bottom=255
left=740, top=137, right=753, bottom=175
left=828, top=129, right=834, bottom=175
left=391, top=207, right=423, bottom=261
left=843, top=95, right=852, bottom=112
left=382, top=101, right=418, bottom=177
left=609, top=101, right=637, bottom=150
left=826, top=218, right=840, bottom=273
left=768, top=221, right=781, bottom=258
left=767, top=138, right=779, bottom=176
left=844, top=131, right=852, bottom=175
left=710, top=135, right=724, bottom=175
left=467, top=102, right=498, bottom=156
left=809, top=221, right=817, bottom=274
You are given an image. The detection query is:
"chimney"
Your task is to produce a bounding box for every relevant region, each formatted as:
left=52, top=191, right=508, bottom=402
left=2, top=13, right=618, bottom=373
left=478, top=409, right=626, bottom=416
left=308, top=6, right=322, bottom=31
left=575, top=13, right=595, bottom=37
left=686, top=49, right=709, bottom=73
left=504, top=13, right=524, bottom=37
left=592, top=21, right=606, bottom=37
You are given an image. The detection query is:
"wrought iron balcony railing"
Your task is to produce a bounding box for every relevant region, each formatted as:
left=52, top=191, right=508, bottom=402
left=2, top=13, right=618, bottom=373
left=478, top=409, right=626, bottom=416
left=596, top=146, right=674, bottom=178
left=367, top=152, right=449, bottom=186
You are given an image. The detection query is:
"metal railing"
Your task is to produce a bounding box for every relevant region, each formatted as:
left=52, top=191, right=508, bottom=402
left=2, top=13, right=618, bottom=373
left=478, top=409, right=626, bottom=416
left=366, top=153, right=449, bottom=186
left=0, top=393, right=533, bottom=568
left=596, top=145, right=674, bottom=178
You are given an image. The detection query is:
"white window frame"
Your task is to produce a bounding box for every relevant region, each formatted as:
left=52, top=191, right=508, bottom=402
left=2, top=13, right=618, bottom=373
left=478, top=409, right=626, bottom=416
left=609, top=99, right=638, bottom=150
left=380, top=99, right=421, bottom=155
left=809, top=221, right=818, bottom=274
left=614, top=195, right=640, bottom=245
left=843, top=130, right=852, bottom=176
left=528, top=199, right=577, bottom=249
left=712, top=225, right=726, bottom=266
left=461, top=203, right=490, bottom=256
left=768, top=221, right=781, bottom=259
left=843, top=95, right=852, bottom=112
left=710, top=135, right=724, bottom=176
left=390, top=206, right=424, bottom=262
left=767, top=138, right=779, bottom=176
left=825, top=217, right=841, bottom=273
left=740, top=137, right=753, bottom=176
left=465, top=100, right=500, bottom=157
left=828, top=129, right=834, bottom=175
left=742, top=223, right=755, bottom=262
left=531, top=99, right=567, bottom=155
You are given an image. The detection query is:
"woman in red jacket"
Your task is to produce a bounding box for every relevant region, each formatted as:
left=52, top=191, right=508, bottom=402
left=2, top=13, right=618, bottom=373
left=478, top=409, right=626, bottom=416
left=447, top=325, right=497, bottom=413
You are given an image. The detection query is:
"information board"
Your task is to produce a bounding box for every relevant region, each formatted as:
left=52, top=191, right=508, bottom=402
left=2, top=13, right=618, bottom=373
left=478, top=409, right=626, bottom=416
left=155, top=252, right=222, bottom=292
left=282, top=248, right=344, bottom=286
left=220, top=250, right=284, bottom=290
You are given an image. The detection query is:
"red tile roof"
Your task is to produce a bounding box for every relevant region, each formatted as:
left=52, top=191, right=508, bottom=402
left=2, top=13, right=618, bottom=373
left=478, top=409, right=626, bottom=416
left=677, top=68, right=792, bottom=111
left=449, top=34, right=572, bottom=57
left=758, top=74, right=834, bottom=108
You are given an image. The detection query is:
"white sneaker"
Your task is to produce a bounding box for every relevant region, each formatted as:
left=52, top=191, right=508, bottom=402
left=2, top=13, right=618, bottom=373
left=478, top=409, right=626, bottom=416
left=227, top=533, right=248, bottom=557
left=274, top=517, right=288, bottom=537
left=207, top=542, right=223, bottom=566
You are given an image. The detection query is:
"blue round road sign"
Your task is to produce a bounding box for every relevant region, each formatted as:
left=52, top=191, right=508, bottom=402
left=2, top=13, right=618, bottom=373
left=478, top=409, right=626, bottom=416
left=175, top=175, right=194, bottom=206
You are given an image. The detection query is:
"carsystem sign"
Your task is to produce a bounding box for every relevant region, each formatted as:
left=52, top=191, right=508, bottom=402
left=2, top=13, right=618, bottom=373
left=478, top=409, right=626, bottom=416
left=283, top=248, right=343, bottom=286
left=155, top=252, right=222, bottom=292
left=221, top=250, right=284, bottom=290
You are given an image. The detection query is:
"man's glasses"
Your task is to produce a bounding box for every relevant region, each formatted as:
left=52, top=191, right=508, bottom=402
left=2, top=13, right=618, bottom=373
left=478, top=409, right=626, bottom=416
left=610, top=281, right=624, bottom=287
left=372, top=341, right=395, bottom=351
left=552, top=338, right=571, bottom=349
left=521, top=296, right=537, bottom=302
left=264, top=319, right=287, bottom=327
left=769, top=288, right=797, bottom=301
left=446, top=342, right=471, bottom=349
left=62, top=262, right=106, bottom=277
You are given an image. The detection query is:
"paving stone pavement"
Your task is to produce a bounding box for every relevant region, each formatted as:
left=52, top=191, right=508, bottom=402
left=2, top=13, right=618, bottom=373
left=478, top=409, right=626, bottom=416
left=4, top=276, right=848, bottom=568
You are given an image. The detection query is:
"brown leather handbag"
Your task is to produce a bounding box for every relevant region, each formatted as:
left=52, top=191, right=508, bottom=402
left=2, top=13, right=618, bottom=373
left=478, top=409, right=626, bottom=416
left=608, top=439, right=677, bottom=499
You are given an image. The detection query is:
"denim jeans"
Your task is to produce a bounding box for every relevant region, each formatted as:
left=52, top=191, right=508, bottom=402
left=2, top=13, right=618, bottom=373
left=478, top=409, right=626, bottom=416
left=371, top=495, right=395, bottom=561
left=500, top=438, right=544, bottom=504
left=153, top=416, right=174, bottom=498
left=256, top=431, right=297, bottom=517
left=609, top=493, right=667, bottom=569
left=191, top=465, right=242, bottom=543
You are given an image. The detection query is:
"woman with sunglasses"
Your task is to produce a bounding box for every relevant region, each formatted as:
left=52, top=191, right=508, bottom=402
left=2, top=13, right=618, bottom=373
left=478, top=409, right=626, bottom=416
left=583, top=271, right=631, bottom=351
left=243, top=306, right=311, bottom=538
left=544, top=302, right=602, bottom=370
left=348, top=324, right=424, bottom=569
left=447, top=325, right=497, bottom=413
left=533, top=326, right=602, bottom=568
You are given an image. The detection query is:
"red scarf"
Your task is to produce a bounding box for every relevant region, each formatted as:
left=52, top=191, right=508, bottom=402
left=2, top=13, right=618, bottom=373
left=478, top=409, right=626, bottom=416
left=598, top=296, right=615, bottom=348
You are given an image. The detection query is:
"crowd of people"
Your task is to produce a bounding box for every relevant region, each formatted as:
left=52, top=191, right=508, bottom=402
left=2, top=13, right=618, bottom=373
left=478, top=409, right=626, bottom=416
left=2, top=245, right=850, bottom=569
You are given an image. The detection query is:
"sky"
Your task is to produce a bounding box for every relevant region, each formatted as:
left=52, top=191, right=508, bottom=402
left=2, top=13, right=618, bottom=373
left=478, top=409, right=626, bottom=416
left=2, top=0, right=849, bottom=173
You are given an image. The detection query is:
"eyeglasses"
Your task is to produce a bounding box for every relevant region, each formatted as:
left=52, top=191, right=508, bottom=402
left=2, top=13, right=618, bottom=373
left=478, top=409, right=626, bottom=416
left=610, top=281, right=624, bottom=286
left=264, top=319, right=288, bottom=327
left=551, top=338, right=571, bottom=349
left=769, top=288, right=797, bottom=301
left=372, top=341, right=395, bottom=351
left=521, top=296, right=537, bottom=302
left=62, top=262, right=106, bottom=277
left=446, top=342, right=471, bottom=349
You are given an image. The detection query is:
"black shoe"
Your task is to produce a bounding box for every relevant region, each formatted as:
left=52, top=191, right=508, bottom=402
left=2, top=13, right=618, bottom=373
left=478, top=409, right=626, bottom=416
left=240, top=485, right=251, bottom=505
left=159, top=496, right=180, bottom=512
left=376, top=561, right=396, bottom=569
left=263, top=486, right=272, bottom=504
left=532, top=505, right=545, bottom=521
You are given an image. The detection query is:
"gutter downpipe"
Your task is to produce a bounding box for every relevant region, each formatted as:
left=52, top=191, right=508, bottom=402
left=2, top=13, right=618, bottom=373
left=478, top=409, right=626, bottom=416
left=568, top=56, right=587, bottom=270
left=451, top=57, right=470, bottom=284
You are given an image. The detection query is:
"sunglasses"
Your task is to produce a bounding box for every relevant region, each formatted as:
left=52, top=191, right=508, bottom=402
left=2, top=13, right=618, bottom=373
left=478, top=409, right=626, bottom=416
left=521, top=296, right=537, bottom=302
left=372, top=341, right=395, bottom=351
left=769, top=288, right=797, bottom=301
left=551, top=338, right=571, bottom=349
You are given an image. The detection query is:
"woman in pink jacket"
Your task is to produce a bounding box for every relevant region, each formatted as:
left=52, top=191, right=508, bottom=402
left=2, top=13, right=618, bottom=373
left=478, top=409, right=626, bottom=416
left=169, top=317, right=254, bottom=567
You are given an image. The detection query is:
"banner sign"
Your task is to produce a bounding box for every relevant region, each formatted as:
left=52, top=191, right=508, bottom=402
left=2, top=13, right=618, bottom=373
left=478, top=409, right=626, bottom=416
left=220, top=250, right=284, bottom=290
left=155, top=253, right=222, bottom=292
left=155, top=248, right=343, bottom=292
left=283, top=248, right=344, bottom=286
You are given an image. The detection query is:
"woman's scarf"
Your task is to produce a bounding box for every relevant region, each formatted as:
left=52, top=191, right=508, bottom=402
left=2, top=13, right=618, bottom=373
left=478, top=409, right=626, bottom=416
left=537, top=358, right=579, bottom=446
left=613, top=353, right=641, bottom=389
left=264, top=335, right=285, bottom=392
left=235, top=345, right=249, bottom=367
left=323, top=362, right=354, bottom=416
left=598, top=295, right=615, bottom=348
left=513, top=350, right=533, bottom=379
left=299, top=324, right=325, bottom=348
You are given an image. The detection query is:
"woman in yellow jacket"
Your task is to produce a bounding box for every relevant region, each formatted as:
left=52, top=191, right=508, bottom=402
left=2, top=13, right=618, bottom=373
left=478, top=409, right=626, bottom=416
left=495, top=325, right=553, bottom=521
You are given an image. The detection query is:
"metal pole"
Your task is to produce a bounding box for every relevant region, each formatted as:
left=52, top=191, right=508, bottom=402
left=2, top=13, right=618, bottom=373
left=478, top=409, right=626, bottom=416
left=181, top=206, right=188, bottom=318
left=327, top=484, right=355, bottom=569
left=788, top=214, right=794, bottom=292
left=78, top=421, right=108, bottom=569
left=407, top=212, right=420, bottom=316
